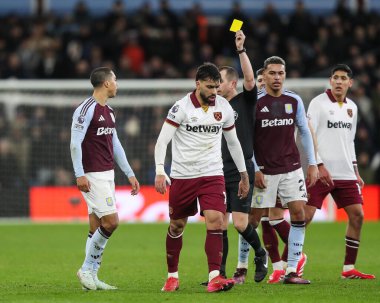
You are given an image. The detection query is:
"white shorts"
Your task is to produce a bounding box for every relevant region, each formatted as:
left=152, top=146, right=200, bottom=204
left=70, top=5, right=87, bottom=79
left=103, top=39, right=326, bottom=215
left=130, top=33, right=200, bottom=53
left=251, top=168, right=307, bottom=208
left=81, top=170, right=117, bottom=218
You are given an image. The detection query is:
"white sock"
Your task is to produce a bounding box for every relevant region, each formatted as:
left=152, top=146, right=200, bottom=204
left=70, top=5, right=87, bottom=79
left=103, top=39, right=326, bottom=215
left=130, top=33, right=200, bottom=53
left=343, top=264, right=354, bottom=272
left=287, top=222, right=305, bottom=269
left=168, top=272, right=179, bottom=278
left=85, top=232, right=93, bottom=255
left=272, top=261, right=283, bottom=271
left=209, top=270, right=220, bottom=281
left=82, top=227, right=109, bottom=271
left=237, top=261, right=249, bottom=269
left=238, top=234, right=250, bottom=267
left=285, top=267, right=297, bottom=275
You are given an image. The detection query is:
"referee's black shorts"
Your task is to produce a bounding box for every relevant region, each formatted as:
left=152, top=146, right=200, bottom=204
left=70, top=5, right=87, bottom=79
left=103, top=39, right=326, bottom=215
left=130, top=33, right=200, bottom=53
left=225, top=180, right=253, bottom=213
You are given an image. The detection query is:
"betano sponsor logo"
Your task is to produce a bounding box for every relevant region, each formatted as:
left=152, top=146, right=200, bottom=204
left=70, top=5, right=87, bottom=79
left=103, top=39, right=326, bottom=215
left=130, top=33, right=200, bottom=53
left=327, top=120, right=352, bottom=130
left=186, top=124, right=221, bottom=134
left=261, top=118, right=294, bottom=127
left=97, top=127, right=115, bottom=135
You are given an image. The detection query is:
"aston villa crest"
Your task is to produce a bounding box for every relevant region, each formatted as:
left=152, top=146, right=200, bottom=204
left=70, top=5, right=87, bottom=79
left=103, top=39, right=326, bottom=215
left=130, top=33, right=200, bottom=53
left=285, top=103, right=293, bottom=114
left=347, top=109, right=353, bottom=118
left=214, top=112, right=222, bottom=121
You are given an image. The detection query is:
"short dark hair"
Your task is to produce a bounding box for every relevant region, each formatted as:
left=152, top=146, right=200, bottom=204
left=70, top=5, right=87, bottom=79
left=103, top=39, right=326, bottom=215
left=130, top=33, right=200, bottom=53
left=263, top=56, right=286, bottom=69
left=219, top=66, right=239, bottom=81
left=90, top=67, right=113, bottom=88
left=256, top=68, right=264, bottom=76
left=196, top=62, right=221, bottom=82
left=331, top=64, right=353, bottom=78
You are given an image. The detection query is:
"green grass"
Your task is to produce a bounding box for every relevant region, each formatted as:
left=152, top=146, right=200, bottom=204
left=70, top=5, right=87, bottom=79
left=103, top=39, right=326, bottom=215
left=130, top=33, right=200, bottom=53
left=1, top=222, right=379, bottom=302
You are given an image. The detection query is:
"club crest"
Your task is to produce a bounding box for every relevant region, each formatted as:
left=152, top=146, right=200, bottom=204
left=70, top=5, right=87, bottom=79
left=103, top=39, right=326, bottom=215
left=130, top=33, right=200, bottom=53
left=347, top=109, right=353, bottom=118
left=214, top=112, right=222, bottom=121
left=285, top=104, right=293, bottom=114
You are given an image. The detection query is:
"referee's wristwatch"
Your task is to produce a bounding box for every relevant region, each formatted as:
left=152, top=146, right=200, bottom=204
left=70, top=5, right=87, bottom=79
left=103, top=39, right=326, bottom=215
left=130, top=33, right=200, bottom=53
left=236, top=48, right=246, bottom=54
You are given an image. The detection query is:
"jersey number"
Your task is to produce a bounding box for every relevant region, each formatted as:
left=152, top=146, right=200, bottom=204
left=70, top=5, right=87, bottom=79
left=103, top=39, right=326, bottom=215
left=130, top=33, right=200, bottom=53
left=298, top=179, right=305, bottom=192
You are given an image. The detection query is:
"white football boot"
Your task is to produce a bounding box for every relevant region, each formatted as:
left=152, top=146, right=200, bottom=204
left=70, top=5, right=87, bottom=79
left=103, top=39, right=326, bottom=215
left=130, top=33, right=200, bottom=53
left=77, top=269, right=97, bottom=290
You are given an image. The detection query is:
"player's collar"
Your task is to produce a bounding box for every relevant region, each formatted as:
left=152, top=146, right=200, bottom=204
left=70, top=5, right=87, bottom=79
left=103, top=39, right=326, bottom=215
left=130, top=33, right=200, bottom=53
left=326, top=89, right=347, bottom=103
left=190, top=90, right=215, bottom=108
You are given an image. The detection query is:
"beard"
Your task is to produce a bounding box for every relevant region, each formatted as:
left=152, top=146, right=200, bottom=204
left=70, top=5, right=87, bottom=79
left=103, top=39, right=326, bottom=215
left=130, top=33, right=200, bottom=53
left=199, top=91, right=215, bottom=105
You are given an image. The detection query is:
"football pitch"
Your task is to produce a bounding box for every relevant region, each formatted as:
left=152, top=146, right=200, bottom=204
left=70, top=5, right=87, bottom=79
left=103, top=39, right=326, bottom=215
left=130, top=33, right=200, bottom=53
left=1, top=222, right=379, bottom=303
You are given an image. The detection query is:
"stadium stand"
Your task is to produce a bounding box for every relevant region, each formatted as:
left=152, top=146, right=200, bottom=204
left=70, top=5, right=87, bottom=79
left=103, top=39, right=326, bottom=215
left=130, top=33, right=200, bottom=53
left=0, top=0, right=379, bottom=217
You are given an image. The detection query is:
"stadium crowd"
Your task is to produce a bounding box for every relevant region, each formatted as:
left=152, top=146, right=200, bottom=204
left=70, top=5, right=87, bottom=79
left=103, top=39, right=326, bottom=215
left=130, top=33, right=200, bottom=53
left=0, top=0, right=380, bottom=215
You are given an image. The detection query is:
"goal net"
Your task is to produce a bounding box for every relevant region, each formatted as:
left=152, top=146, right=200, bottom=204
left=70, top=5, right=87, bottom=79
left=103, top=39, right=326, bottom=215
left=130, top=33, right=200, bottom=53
left=0, top=78, right=328, bottom=218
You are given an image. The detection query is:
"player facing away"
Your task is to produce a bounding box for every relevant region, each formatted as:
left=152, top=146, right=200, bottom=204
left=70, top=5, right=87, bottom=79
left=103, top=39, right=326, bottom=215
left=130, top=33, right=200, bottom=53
left=155, top=62, right=250, bottom=293
left=251, top=56, right=319, bottom=284
left=216, top=30, right=268, bottom=285
left=70, top=67, right=140, bottom=290
left=305, top=64, right=375, bottom=280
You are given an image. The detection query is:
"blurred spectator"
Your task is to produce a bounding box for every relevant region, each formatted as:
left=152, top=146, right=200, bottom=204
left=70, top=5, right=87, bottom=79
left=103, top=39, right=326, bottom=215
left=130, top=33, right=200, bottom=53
left=0, top=138, right=20, bottom=190
left=0, top=0, right=379, bottom=189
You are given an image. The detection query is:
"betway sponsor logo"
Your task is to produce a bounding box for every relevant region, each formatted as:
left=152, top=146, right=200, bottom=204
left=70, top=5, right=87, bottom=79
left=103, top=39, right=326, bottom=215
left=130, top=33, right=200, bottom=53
left=327, top=120, right=352, bottom=130
left=261, top=118, right=294, bottom=127
left=186, top=124, right=221, bottom=134
left=97, top=127, right=115, bottom=135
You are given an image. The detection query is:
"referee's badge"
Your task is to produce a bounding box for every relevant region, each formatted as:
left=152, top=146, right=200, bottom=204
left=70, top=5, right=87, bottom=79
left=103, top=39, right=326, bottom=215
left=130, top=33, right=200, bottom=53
left=347, top=109, right=353, bottom=118
left=214, top=112, right=222, bottom=121
left=285, top=104, right=293, bottom=114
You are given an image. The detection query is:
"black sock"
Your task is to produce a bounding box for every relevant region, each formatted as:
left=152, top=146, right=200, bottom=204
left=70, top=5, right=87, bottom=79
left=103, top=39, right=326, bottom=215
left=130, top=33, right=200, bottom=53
left=239, top=224, right=265, bottom=256
left=220, top=230, right=228, bottom=275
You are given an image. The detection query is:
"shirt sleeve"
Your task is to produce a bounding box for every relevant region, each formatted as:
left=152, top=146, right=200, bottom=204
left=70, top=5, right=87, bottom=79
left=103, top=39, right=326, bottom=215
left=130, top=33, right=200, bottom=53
left=113, top=129, right=135, bottom=178
left=306, top=99, right=323, bottom=164
left=242, top=84, right=258, bottom=106
left=350, top=105, right=358, bottom=164
left=296, top=96, right=316, bottom=166
left=165, top=101, right=186, bottom=127
left=70, top=104, right=95, bottom=177
left=222, top=101, right=236, bottom=130
left=223, top=127, right=246, bottom=172
left=155, top=121, right=177, bottom=166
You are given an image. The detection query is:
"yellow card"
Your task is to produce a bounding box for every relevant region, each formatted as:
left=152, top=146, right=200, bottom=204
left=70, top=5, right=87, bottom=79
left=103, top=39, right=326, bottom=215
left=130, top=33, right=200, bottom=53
left=229, top=19, right=243, bottom=32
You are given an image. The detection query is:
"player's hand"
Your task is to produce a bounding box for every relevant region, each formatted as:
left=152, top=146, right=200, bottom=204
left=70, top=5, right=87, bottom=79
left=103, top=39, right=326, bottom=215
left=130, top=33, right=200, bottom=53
left=357, top=175, right=364, bottom=189
left=235, top=30, right=245, bottom=50
left=318, top=164, right=334, bottom=187
left=306, top=165, right=319, bottom=187
left=77, top=176, right=90, bottom=192
left=238, top=171, right=249, bottom=199
left=128, top=176, right=140, bottom=195
left=155, top=174, right=169, bottom=194
left=254, top=171, right=266, bottom=189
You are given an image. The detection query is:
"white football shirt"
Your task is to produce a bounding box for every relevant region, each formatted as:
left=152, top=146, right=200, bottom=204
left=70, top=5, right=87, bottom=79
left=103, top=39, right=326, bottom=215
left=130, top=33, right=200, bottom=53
left=165, top=92, right=235, bottom=178
left=307, top=89, right=358, bottom=180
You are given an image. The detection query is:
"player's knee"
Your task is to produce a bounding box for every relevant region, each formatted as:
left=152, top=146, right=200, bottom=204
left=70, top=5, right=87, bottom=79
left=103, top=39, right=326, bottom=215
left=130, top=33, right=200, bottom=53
left=101, top=216, right=119, bottom=233
left=248, top=216, right=259, bottom=228
left=290, top=207, right=305, bottom=222
left=169, top=221, right=185, bottom=235
left=102, top=219, right=119, bottom=233
left=233, top=221, right=247, bottom=232
left=349, top=210, right=364, bottom=227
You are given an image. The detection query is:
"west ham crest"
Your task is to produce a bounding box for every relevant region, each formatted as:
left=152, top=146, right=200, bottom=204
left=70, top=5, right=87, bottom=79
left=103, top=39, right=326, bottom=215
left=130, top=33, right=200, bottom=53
left=347, top=109, right=353, bottom=118
left=214, top=112, right=222, bottom=121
